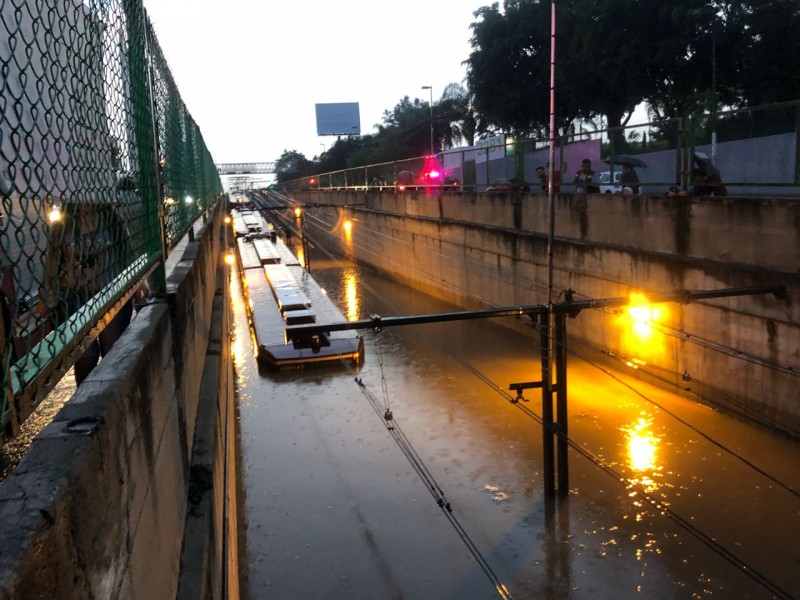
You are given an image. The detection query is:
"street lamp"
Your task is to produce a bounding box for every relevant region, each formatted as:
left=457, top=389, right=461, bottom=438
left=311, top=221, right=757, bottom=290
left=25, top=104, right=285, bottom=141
left=421, top=85, right=433, bottom=156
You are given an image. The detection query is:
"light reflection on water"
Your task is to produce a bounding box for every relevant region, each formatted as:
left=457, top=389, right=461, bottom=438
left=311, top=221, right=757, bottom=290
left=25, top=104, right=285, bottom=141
left=344, top=268, right=359, bottom=321
left=232, top=248, right=800, bottom=600
left=623, top=416, right=663, bottom=494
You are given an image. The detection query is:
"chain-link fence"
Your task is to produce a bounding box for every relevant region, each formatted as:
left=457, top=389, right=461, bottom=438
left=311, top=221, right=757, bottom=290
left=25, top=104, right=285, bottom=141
left=1, top=0, right=223, bottom=439
left=285, top=100, right=800, bottom=197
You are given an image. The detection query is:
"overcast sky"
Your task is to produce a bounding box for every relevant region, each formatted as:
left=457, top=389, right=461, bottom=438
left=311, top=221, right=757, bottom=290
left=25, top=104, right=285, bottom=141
left=144, top=0, right=481, bottom=166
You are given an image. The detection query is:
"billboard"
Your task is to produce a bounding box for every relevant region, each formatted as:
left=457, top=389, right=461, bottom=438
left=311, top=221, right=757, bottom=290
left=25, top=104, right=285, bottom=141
left=315, top=102, right=361, bottom=136
left=475, top=134, right=507, bottom=164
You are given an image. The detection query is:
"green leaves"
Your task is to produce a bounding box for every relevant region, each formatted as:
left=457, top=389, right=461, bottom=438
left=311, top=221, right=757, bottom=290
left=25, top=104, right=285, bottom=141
left=465, top=0, right=800, bottom=135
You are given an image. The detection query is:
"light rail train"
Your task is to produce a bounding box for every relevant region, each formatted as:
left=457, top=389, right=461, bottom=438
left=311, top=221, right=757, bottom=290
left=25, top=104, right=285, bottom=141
left=230, top=208, right=363, bottom=369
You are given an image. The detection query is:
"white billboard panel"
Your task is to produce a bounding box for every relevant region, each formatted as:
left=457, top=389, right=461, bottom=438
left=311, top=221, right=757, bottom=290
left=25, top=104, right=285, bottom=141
left=315, top=102, right=361, bottom=136
left=475, top=134, right=506, bottom=164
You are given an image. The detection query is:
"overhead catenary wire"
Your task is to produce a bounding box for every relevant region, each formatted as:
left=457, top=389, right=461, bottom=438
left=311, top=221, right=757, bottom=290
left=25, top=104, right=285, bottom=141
left=338, top=350, right=513, bottom=600
left=563, top=346, right=799, bottom=499
left=259, top=193, right=795, bottom=388
left=259, top=200, right=794, bottom=598
left=282, top=199, right=796, bottom=378
left=444, top=349, right=797, bottom=600
left=251, top=192, right=548, bottom=312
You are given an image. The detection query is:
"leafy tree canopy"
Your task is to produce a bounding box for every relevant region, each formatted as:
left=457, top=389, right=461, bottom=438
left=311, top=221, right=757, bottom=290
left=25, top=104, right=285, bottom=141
left=277, top=0, right=800, bottom=179
left=274, top=150, right=315, bottom=183
left=465, top=0, right=800, bottom=135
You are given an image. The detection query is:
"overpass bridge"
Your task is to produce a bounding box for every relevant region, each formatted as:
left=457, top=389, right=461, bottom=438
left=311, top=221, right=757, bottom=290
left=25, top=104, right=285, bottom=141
left=216, top=162, right=276, bottom=175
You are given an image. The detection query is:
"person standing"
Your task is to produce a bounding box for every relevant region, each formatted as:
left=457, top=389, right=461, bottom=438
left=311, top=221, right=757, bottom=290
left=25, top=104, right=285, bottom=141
left=536, top=163, right=561, bottom=193
left=535, top=166, right=547, bottom=191
left=573, top=159, right=598, bottom=193
left=620, top=163, right=640, bottom=194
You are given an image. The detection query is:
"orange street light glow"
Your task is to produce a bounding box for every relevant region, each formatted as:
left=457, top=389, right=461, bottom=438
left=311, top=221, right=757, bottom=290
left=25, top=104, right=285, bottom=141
left=294, top=208, right=302, bottom=218
left=624, top=417, right=659, bottom=472
left=627, top=292, right=662, bottom=339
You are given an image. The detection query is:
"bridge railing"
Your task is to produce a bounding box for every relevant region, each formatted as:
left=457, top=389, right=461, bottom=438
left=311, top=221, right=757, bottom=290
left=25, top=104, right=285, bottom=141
left=281, top=101, right=800, bottom=197
left=0, top=0, right=223, bottom=440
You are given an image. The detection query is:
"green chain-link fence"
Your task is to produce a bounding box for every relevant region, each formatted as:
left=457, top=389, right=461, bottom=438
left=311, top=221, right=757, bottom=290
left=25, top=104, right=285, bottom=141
left=1, top=0, right=223, bottom=439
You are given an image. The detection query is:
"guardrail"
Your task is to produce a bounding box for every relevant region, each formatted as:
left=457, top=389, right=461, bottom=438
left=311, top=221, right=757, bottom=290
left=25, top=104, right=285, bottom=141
left=281, top=101, right=800, bottom=198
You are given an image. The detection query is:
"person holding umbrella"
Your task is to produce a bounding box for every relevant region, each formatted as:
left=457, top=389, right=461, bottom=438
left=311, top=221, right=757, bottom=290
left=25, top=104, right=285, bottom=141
left=603, top=155, right=647, bottom=194
left=620, top=163, right=640, bottom=194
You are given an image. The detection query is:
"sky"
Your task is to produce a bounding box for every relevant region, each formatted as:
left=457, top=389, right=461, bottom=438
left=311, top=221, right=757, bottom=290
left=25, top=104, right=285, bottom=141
left=144, top=0, right=482, bottom=166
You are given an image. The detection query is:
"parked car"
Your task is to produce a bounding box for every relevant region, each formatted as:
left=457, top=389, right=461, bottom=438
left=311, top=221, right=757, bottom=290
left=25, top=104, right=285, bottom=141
left=394, top=157, right=459, bottom=192
left=485, top=179, right=530, bottom=193
left=394, top=170, right=417, bottom=192
left=595, top=171, right=622, bottom=194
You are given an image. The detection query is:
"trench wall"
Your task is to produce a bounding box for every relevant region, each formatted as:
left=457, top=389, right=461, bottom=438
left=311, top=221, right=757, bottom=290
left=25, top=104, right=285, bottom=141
left=295, top=189, right=800, bottom=437
left=0, top=203, right=236, bottom=599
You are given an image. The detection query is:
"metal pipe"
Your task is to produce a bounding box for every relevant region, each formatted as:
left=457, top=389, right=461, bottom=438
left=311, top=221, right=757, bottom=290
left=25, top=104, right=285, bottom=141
left=286, top=285, right=785, bottom=338
left=422, top=85, right=433, bottom=155
left=556, top=285, right=786, bottom=315
left=287, top=304, right=549, bottom=337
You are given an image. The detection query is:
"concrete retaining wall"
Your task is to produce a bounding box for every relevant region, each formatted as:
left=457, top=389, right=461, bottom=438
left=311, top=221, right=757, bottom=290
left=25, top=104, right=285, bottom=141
left=0, top=203, right=237, bottom=599
left=296, top=189, right=800, bottom=437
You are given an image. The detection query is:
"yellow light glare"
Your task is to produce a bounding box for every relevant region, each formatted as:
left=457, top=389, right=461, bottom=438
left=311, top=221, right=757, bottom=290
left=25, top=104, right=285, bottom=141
left=627, top=292, right=661, bottom=339
left=48, top=207, right=62, bottom=223
left=231, top=336, right=245, bottom=367
left=224, top=215, right=232, bottom=224
left=343, top=219, right=353, bottom=242
left=294, top=208, right=302, bottom=218
left=624, top=417, right=659, bottom=472
left=345, top=271, right=358, bottom=321
left=224, top=252, right=235, bottom=266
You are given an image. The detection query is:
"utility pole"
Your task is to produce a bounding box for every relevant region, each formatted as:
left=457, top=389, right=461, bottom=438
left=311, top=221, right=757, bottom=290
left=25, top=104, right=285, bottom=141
left=288, top=284, right=785, bottom=497
left=422, top=85, right=433, bottom=155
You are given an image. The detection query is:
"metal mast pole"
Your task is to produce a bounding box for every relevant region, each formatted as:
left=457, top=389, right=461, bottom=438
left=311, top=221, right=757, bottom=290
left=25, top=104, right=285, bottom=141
left=542, top=0, right=559, bottom=495
left=422, top=85, right=433, bottom=155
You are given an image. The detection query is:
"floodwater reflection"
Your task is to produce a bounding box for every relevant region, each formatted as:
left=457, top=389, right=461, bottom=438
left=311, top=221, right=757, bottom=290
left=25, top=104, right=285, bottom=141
left=344, top=268, right=359, bottom=321
left=623, top=416, right=663, bottom=494
left=234, top=250, right=800, bottom=599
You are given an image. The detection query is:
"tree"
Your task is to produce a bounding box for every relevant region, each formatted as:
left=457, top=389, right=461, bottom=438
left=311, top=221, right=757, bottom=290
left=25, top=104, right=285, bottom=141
left=318, top=136, right=366, bottom=172
left=465, top=0, right=800, bottom=143
left=378, top=96, right=432, bottom=157
left=728, top=0, right=800, bottom=106
left=274, top=150, right=314, bottom=183
left=466, top=1, right=561, bottom=138
left=437, top=83, right=478, bottom=148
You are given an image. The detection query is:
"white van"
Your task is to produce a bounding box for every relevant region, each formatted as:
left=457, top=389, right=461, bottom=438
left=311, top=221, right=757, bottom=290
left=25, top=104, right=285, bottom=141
left=595, top=171, right=622, bottom=194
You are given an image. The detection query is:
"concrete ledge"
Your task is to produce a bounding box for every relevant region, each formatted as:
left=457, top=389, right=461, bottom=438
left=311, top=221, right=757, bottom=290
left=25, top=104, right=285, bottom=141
left=0, top=201, right=237, bottom=598
left=177, top=270, right=230, bottom=600
left=295, top=191, right=800, bottom=437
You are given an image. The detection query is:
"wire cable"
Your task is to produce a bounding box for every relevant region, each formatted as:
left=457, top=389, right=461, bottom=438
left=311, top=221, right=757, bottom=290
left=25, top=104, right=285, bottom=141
left=444, top=348, right=797, bottom=600
left=339, top=352, right=513, bottom=600
left=252, top=195, right=796, bottom=596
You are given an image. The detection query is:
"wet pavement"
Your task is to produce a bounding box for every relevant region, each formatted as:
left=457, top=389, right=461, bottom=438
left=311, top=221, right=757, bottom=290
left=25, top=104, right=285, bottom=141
left=233, top=255, right=800, bottom=599
left=0, top=370, right=75, bottom=482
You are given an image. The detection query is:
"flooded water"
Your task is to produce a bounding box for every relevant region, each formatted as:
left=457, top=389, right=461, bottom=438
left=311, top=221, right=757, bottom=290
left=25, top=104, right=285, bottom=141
left=233, top=253, right=800, bottom=599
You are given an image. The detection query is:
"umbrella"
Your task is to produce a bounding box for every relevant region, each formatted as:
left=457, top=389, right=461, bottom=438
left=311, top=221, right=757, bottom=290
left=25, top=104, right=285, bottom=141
left=603, top=154, right=648, bottom=168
